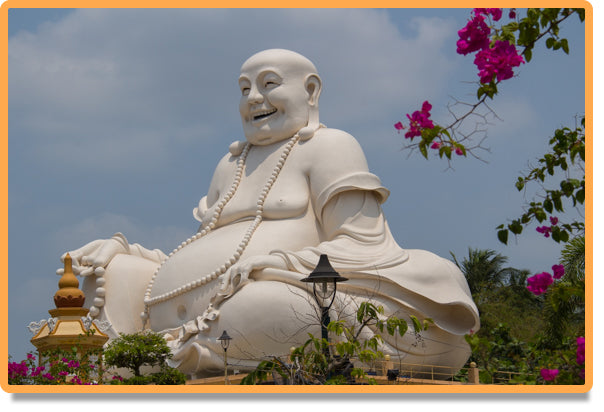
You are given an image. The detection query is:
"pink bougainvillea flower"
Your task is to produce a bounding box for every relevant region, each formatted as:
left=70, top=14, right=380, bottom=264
left=577, top=336, right=585, bottom=364
left=457, top=14, right=491, bottom=55
left=509, top=9, right=517, bottom=19
left=527, top=272, right=553, bottom=295
left=404, top=101, right=434, bottom=139
left=430, top=141, right=441, bottom=149
left=42, top=373, right=55, bottom=380
left=30, top=366, right=45, bottom=377
left=536, top=225, right=552, bottom=238
left=8, top=361, right=29, bottom=378
left=540, top=368, right=559, bottom=381
left=394, top=121, right=404, bottom=132
left=552, top=264, right=565, bottom=279
left=474, top=40, right=525, bottom=84
left=27, top=353, right=35, bottom=360
left=68, top=360, right=80, bottom=369
left=550, top=216, right=559, bottom=225
left=474, top=8, right=503, bottom=21
left=59, top=370, right=69, bottom=376
left=455, top=147, right=464, bottom=156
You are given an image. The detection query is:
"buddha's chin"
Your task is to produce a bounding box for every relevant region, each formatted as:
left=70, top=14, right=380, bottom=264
left=244, top=134, right=290, bottom=146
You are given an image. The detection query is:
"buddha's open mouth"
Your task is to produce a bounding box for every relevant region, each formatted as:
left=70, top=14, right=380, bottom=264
left=253, top=109, right=277, bottom=121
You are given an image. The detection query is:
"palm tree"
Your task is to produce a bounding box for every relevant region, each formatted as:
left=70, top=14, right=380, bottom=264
left=451, top=248, right=509, bottom=298
left=541, top=235, right=585, bottom=347
left=451, top=248, right=542, bottom=341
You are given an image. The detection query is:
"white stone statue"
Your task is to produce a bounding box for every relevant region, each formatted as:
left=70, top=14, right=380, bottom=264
left=60, top=49, right=479, bottom=378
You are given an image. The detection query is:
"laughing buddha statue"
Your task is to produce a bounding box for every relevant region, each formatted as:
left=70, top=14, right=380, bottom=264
left=61, top=49, right=479, bottom=378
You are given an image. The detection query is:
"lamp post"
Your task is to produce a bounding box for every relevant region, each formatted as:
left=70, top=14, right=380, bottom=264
left=217, top=330, right=232, bottom=384
left=300, top=254, right=348, bottom=356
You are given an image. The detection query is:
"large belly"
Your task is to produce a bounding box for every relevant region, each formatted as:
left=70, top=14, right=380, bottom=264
left=148, top=216, right=320, bottom=332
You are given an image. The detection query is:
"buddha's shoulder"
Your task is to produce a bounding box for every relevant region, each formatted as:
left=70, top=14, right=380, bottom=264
left=302, top=127, right=364, bottom=152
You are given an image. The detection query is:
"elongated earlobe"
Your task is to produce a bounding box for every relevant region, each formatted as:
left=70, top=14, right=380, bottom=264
left=305, top=74, right=322, bottom=106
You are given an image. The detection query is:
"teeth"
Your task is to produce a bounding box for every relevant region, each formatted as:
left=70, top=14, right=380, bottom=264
left=253, top=109, right=277, bottom=120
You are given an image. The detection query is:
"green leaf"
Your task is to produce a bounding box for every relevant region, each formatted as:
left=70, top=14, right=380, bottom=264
left=544, top=198, right=553, bottom=213
left=561, top=38, right=569, bottom=54
left=524, top=48, right=532, bottom=62
left=535, top=208, right=547, bottom=222
left=510, top=220, right=523, bottom=235
left=546, top=37, right=555, bottom=49
left=419, top=142, right=428, bottom=159
left=497, top=229, right=509, bottom=245
left=576, top=188, right=585, bottom=204
left=410, top=315, right=422, bottom=333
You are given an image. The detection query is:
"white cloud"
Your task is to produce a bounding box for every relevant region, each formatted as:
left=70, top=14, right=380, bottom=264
left=8, top=9, right=459, bottom=172
left=49, top=212, right=191, bottom=253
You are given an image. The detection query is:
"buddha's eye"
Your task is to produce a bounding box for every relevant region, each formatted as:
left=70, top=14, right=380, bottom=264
left=265, top=80, right=279, bottom=89
left=241, top=87, right=250, bottom=96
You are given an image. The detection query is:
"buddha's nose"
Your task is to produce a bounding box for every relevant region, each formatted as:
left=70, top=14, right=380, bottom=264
left=247, top=86, right=263, bottom=103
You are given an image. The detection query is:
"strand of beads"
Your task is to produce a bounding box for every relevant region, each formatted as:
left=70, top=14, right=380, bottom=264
left=140, top=134, right=300, bottom=324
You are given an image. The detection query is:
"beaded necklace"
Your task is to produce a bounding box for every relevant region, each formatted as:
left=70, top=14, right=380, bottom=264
left=140, top=133, right=301, bottom=323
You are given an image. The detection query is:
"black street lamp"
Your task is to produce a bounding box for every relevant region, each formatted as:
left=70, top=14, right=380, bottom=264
left=300, top=254, right=348, bottom=355
left=217, top=330, right=232, bottom=384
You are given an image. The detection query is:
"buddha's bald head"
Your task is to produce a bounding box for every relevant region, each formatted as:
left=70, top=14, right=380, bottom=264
left=240, top=49, right=319, bottom=79
left=238, top=49, right=322, bottom=145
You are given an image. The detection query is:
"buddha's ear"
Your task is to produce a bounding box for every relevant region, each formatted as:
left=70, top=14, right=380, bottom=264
left=305, top=74, right=322, bottom=107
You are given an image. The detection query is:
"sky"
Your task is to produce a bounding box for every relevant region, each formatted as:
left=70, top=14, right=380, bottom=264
left=3, top=6, right=598, bottom=403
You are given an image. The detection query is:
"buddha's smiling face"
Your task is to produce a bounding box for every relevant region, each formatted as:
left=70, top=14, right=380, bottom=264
left=239, top=50, right=319, bottom=145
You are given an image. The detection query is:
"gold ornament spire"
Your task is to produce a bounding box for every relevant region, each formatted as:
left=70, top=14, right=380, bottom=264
left=53, top=253, right=85, bottom=308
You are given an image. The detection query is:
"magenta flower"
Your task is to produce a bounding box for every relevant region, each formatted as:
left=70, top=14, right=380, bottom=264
left=394, top=121, right=404, bottom=133
left=527, top=272, right=553, bottom=295
left=536, top=225, right=552, bottom=238
left=577, top=336, right=585, bottom=364
left=27, top=353, right=36, bottom=361
left=112, top=375, right=124, bottom=381
left=8, top=361, right=29, bottom=378
left=42, top=373, right=55, bottom=380
left=59, top=370, right=69, bottom=376
left=457, top=14, right=491, bottom=55
left=430, top=141, right=441, bottom=149
left=455, top=147, right=464, bottom=156
left=552, top=264, right=565, bottom=279
left=474, top=40, right=524, bottom=84
left=549, top=216, right=559, bottom=225
left=68, top=360, right=80, bottom=369
left=474, top=8, right=503, bottom=22
left=509, top=9, right=517, bottom=19
left=540, top=368, right=559, bottom=381
left=404, top=101, right=434, bottom=139
left=30, top=366, right=45, bottom=377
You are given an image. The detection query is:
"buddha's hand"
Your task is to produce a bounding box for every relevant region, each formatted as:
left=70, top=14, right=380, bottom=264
left=220, top=255, right=288, bottom=291
left=57, top=233, right=130, bottom=277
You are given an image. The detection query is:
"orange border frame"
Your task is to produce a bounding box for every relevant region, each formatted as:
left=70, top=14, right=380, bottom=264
left=0, top=0, right=594, bottom=394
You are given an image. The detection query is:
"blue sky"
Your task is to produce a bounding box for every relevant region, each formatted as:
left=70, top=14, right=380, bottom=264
left=5, top=7, right=593, bottom=391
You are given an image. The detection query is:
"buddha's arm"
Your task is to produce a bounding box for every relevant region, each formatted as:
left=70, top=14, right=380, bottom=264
left=271, top=189, right=404, bottom=274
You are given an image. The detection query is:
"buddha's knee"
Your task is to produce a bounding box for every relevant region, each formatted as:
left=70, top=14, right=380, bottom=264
left=209, top=280, right=321, bottom=358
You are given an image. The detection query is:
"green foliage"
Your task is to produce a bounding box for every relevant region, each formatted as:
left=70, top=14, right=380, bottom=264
left=541, top=236, right=585, bottom=348
left=452, top=248, right=543, bottom=342
left=241, top=302, right=423, bottom=385
left=104, top=331, right=172, bottom=378
left=494, top=8, right=585, bottom=62
left=497, top=118, right=585, bottom=245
